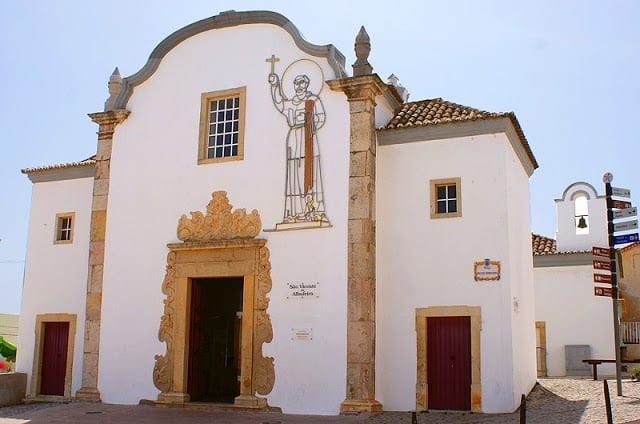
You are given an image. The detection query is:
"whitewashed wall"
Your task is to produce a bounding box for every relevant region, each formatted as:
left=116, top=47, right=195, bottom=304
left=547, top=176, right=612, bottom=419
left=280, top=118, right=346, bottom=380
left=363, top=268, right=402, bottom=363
left=99, top=23, right=350, bottom=414
left=504, top=141, right=537, bottom=405
left=376, top=132, right=536, bottom=413
left=17, top=177, right=93, bottom=396
left=535, top=265, right=615, bottom=376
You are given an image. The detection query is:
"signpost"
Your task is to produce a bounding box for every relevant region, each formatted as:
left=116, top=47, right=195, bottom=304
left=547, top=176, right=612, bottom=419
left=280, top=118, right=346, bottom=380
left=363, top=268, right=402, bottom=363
left=593, top=247, right=611, bottom=258
left=613, top=220, right=638, bottom=232
left=613, top=207, right=637, bottom=219
left=593, top=260, right=612, bottom=271
left=594, top=273, right=612, bottom=284
left=612, top=187, right=631, bottom=198
left=612, top=200, right=632, bottom=210
left=601, top=172, right=636, bottom=397
left=613, top=233, right=639, bottom=245
left=594, top=287, right=613, bottom=297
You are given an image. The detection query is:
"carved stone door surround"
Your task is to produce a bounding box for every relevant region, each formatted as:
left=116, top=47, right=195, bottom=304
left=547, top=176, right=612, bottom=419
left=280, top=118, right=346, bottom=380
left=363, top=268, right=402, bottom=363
left=153, top=192, right=275, bottom=408
left=415, top=306, right=481, bottom=413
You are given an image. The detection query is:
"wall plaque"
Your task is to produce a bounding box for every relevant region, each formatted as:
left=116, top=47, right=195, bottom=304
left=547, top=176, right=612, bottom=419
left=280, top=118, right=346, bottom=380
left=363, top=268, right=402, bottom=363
left=474, top=259, right=501, bottom=281
left=286, top=282, right=319, bottom=299
left=291, top=328, right=313, bottom=341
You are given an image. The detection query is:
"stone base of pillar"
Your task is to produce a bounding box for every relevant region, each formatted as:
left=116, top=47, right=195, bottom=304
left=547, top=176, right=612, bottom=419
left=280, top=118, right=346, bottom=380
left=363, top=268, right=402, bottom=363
left=340, top=399, right=383, bottom=414
left=74, top=387, right=101, bottom=402
left=156, top=391, right=190, bottom=404
left=234, top=394, right=268, bottom=408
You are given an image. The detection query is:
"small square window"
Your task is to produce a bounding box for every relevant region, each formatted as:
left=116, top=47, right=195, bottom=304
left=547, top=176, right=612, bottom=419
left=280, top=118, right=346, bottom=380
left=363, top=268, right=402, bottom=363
left=198, top=87, right=246, bottom=164
left=430, top=178, right=462, bottom=219
left=54, top=213, right=75, bottom=244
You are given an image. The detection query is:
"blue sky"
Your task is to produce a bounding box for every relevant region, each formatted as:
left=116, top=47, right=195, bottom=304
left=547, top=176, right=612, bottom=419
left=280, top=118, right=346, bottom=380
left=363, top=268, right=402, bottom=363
left=1, top=1, right=638, bottom=313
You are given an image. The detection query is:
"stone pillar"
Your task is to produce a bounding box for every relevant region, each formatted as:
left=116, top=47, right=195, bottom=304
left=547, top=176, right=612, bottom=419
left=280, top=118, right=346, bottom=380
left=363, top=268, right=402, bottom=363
left=328, top=74, right=399, bottom=413
left=75, top=109, right=129, bottom=401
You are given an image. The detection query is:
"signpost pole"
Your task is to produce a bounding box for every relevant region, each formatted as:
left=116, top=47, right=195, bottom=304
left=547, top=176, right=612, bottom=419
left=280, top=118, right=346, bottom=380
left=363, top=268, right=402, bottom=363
left=604, top=174, right=623, bottom=396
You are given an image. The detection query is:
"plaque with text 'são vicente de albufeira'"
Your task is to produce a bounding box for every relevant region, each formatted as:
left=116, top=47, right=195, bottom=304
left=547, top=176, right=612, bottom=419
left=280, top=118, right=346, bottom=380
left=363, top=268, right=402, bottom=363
left=286, top=282, right=319, bottom=299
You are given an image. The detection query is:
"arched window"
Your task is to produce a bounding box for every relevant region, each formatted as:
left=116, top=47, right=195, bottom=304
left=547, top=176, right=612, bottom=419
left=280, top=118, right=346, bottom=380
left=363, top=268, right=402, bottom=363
left=574, top=194, right=589, bottom=235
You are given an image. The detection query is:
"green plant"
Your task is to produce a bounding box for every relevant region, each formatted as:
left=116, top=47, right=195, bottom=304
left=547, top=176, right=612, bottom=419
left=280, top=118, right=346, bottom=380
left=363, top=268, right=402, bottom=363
left=631, top=367, right=640, bottom=381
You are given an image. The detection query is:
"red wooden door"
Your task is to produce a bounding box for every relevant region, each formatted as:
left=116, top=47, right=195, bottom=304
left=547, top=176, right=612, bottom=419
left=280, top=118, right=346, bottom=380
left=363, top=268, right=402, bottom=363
left=188, top=279, right=206, bottom=400
left=427, top=316, right=471, bottom=410
left=188, top=278, right=243, bottom=402
left=40, top=321, right=69, bottom=396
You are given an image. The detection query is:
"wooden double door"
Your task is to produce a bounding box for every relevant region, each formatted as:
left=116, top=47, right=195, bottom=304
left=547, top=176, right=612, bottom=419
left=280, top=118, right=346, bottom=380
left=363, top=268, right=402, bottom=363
left=427, top=316, right=471, bottom=411
left=188, top=277, right=244, bottom=403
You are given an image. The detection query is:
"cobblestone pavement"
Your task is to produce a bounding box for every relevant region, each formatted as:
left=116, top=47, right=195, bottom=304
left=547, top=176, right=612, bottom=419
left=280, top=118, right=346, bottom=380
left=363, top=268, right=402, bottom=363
left=1, top=378, right=639, bottom=424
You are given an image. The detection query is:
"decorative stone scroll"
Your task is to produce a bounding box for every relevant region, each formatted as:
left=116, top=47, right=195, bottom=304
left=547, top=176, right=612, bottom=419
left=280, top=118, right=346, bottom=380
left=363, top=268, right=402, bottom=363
left=253, top=246, right=275, bottom=395
left=177, top=191, right=261, bottom=241
left=154, top=192, right=275, bottom=407
left=152, top=251, right=176, bottom=392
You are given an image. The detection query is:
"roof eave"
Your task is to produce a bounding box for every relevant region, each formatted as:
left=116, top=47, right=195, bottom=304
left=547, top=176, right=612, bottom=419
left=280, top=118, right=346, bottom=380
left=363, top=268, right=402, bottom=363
left=533, top=251, right=593, bottom=267
left=378, top=115, right=538, bottom=176
left=22, top=161, right=96, bottom=183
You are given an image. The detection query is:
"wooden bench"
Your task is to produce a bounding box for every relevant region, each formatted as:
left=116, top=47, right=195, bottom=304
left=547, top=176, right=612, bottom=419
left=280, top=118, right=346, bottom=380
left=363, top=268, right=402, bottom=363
left=582, top=359, right=640, bottom=380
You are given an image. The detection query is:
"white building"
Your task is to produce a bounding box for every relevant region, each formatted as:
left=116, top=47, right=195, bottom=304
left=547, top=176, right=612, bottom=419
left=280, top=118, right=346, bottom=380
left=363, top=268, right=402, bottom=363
left=533, top=182, right=615, bottom=377
left=18, top=10, right=538, bottom=414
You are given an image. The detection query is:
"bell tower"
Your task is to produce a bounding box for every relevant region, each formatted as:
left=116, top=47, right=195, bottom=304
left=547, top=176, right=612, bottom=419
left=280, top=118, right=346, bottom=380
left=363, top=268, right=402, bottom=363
left=555, top=182, right=607, bottom=252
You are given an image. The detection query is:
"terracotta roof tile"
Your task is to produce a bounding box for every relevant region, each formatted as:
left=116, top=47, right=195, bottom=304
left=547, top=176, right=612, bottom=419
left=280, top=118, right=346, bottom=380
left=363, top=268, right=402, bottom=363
left=619, top=242, right=640, bottom=253
left=385, top=98, right=538, bottom=169
left=386, top=98, right=498, bottom=129
left=21, top=156, right=96, bottom=174
left=532, top=233, right=557, bottom=256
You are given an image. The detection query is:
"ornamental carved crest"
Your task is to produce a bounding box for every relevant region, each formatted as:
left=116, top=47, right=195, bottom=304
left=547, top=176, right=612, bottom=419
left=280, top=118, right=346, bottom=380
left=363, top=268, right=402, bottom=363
left=177, top=191, right=261, bottom=241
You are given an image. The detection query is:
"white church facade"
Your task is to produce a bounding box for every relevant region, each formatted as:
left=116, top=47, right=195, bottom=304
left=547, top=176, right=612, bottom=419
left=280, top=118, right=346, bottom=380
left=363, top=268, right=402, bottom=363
left=18, top=10, right=538, bottom=415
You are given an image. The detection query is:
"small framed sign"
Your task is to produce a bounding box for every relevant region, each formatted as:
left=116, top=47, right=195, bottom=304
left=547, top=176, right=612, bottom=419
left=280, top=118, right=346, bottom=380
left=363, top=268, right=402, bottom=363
left=291, top=328, right=313, bottom=341
left=474, top=259, right=501, bottom=281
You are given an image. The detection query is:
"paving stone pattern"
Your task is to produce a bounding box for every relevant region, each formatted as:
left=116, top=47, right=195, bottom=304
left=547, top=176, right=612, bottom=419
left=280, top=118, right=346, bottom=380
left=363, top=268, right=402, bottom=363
left=1, top=378, right=639, bottom=424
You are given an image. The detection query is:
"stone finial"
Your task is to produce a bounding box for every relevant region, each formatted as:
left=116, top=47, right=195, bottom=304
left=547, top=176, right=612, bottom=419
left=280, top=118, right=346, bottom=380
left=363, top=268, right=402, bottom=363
left=353, top=26, right=373, bottom=76
left=104, top=67, right=122, bottom=111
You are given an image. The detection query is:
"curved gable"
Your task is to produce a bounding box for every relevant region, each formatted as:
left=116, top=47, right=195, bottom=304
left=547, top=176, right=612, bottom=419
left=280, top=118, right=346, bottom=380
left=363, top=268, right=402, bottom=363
left=112, top=10, right=347, bottom=110
left=556, top=181, right=602, bottom=202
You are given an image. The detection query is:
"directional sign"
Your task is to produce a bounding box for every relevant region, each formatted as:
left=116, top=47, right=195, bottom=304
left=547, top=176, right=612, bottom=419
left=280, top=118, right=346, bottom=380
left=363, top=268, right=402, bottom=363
left=593, top=246, right=611, bottom=258
left=594, top=273, right=612, bottom=284
left=612, top=200, right=632, bottom=210
left=614, top=207, right=637, bottom=219
left=593, top=260, right=612, bottom=271
left=612, top=187, right=631, bottom=198
left=614, top=233, right=640, bottom=245
left=594, top=286, right=613, bottom=297
left=614, top=220, right=639, bottom=232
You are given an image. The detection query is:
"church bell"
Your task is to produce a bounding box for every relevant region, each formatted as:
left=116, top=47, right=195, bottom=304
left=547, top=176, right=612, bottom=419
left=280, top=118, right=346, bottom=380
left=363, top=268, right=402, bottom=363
left=577, top=215, right=588, bottom=229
